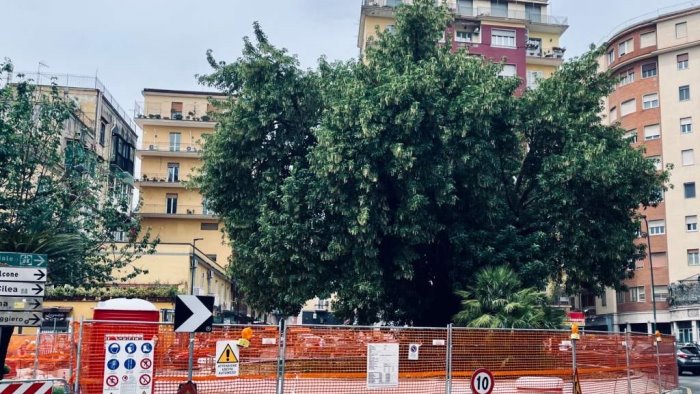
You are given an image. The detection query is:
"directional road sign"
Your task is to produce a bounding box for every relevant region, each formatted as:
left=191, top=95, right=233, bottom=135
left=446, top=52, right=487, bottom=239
left=0, top=296, right=43, bottom=311
left=174, top=295, right=214, bottom=333
left=0, top=267, right=47, bottom=282
left=0, top=312, right=42, bottom=326
left=0, top=252, right=47, bottom=267
left=0, top=282, right=44, bottom=297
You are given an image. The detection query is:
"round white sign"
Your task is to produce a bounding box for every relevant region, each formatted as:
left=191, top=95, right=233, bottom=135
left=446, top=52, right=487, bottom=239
left=470, top=368, right=494, bottom=394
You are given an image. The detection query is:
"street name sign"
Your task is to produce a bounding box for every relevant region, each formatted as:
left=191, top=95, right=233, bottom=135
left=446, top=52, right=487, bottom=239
left=174, top=295, right=214, bottom=333
left=0, top=296, right=42, bottom=311
left=0, top=312, right=42, bottom=326
left=0, top=282, right=44, bottom=297
left=0, top=252, right=47, bottom=267
left=0, top=267, right=46, bottom=282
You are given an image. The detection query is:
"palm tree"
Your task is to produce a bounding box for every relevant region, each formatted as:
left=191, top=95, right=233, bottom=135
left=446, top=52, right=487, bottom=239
left=453, top=265, right=564, bottom=329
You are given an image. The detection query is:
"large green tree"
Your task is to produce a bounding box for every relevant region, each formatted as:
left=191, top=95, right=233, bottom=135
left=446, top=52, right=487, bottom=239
left=0, top=61, right=158, bottom=287
left=197, top=0, right=666, bottom=325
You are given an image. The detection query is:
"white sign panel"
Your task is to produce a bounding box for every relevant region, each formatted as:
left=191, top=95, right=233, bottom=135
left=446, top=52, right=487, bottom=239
left=215, top=341, right=240, bottom=377
left=367, top=343, right=399, bottom=389
left=103, top=336, right=154, bottom=394
left=408, top=343, right=420, bottom=360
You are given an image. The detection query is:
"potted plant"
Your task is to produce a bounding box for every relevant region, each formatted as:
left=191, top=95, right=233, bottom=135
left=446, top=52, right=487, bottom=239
left=154, top=114, right=161, bottom=119
left=142, top=174, right=148, bottom=181
left=201, top=115, right=211, bottom=122
left=163, top=116, right=170, bottom=120
left=148, top=114, right=155, bottom=119
left=173, top=113, right=183, bottom=120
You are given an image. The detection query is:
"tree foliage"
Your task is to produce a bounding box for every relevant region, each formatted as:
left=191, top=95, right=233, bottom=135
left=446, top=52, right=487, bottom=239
left=0, top=60, right=158, bottom=287
left=197, top=0, right=667, bottom=325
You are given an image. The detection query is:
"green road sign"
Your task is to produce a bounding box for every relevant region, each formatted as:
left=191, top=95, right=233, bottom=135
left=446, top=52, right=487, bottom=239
left=0, top=252, right=47, bottom=267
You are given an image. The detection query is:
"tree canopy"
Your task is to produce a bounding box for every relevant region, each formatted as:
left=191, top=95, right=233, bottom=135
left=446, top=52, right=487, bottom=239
left=197, top=0, right=666, bottom=325
left=0, top=60, right=158, bottom=287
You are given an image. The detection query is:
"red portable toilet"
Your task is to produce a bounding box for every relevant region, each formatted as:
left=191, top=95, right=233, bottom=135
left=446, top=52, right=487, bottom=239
left=81, top=298, right=161, bottom=394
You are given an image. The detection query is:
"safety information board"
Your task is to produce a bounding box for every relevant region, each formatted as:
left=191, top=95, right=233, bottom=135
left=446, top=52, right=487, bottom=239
left=215, top=340, right=240, bottom=377
left=103, top=335, right=155, bottom=394
left=366, top=343, right=399, bottom=389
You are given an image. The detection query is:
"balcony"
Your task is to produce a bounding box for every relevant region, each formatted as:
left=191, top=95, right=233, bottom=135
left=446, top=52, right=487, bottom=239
left=136, top=204, right=215, bottom=220
left=136, top=142, right=203, bottom=158
left=134, top=101, right=216, bottom=129
left=136, top=172, right=194, bottom=188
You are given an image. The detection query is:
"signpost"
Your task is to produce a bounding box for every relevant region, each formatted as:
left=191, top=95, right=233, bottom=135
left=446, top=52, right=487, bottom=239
left=174, top=296, right=214, bottom=333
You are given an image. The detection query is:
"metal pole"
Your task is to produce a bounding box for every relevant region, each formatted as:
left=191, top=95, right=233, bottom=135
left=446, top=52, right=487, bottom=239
left=445, top=324, right=453, bottom=394
left=571, top=337, right=577, bottom=387
left=187, top=333, right=195, bottom=381
left=625, top=330, right=632, bottom=394
left=276, top=319, right=287, bottom=394
left=67, top=322, right=74, bottom=384
left=32, top=328, right=42, bottom=379
left=642, top=216, right=658, bottom=333
left=187, top=238, right=202, bottom=383
left=655, top=337, right=662, bottom=394
left=73, top=318, right=84, bottom=394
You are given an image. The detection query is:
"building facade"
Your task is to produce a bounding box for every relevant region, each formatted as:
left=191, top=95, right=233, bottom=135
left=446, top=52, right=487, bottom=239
left=359, top=0, right=568, bottom=89
left=590, top=6, right=700, bottom=339
left=133, top=89, right=238, bottom=319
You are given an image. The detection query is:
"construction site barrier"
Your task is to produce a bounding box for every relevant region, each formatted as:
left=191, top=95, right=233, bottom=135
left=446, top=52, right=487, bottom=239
left=3, top=321, right=679, bottom=393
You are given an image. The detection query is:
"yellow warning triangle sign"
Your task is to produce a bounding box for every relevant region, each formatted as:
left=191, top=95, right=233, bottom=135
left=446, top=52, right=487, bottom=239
left=217, top=344, right=239, bottom=363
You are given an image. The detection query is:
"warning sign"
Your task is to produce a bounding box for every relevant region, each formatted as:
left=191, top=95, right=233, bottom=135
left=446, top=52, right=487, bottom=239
left=103, top=337, right=154, bottom=394
left=215, top=341, right=240, bottom=377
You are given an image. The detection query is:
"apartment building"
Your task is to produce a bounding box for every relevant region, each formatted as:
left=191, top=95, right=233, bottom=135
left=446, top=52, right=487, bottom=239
left=359, top=0, right=568, bottom=89
left=589, top=6, right=700, bottom=339
left=133, top=89, right=237, bottom=320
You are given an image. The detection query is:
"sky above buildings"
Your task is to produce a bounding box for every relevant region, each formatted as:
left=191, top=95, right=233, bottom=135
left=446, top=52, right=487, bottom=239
left=2, top=0, right=697, bottom=116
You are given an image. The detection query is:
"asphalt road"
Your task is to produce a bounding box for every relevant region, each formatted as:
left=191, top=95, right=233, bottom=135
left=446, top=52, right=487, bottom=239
left=680, top=374, right=700, bottom=392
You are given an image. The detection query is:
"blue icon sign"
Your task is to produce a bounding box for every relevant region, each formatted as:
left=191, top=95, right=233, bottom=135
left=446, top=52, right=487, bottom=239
left=124, top=358, right=136, bottom=370
left=107, top=359, right=119, bottom=371
left=125, top=343, right=137, bottom=354
left=108, top=343, right=120, bottom=354
left=141, top=343, right=153, bottom=354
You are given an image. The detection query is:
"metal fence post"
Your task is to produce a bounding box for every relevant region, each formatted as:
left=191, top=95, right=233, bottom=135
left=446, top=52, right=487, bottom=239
left=276, top=319, right=287, bottom=394
left=73, top=318, right=84, bottom=394
left=625, top=330, right=632, bottom=394
left=32, top=329, right=42, bottom=379
left=655, top=335, right=662, bottom=394
left=571, top=336, right=577, bottom=386
left=67, top=323, right=74, bottom=384
left=187, top=332, right=195, bottom=382
left=445, top=324, right=453, bottom=394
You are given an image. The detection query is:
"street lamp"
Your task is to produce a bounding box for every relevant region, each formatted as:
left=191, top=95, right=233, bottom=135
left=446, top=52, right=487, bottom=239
left=191, top=238, right=203, bottom=295
left=640, top=215, right=658, bottom=333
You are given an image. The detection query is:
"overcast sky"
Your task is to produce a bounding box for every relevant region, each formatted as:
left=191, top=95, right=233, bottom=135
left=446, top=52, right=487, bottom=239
left=2, top=0, right=698, bottom=116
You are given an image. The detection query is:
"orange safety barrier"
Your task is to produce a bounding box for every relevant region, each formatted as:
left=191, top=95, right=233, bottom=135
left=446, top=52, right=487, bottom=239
left=4, top=323, right=680, bottom=393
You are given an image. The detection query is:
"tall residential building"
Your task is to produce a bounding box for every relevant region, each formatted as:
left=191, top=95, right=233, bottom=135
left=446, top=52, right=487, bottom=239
left=133, top=89, right=237, bottom=320
left=588, top=5, right=700, bottom=339
left=359, top=0, right=569, bottom=89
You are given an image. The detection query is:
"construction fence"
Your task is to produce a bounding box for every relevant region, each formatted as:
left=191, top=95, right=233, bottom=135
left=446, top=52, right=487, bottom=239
left=4, top=321, right=679, bottom=393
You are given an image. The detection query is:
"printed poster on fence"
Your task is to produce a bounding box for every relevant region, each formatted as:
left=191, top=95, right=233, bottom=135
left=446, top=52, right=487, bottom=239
left=366, top=343, right=399, bottom=389
left=103, top=335, right=155, bottom=394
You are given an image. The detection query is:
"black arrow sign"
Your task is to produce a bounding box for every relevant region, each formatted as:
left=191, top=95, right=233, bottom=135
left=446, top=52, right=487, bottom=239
left=27, top=314, right=41, bottom=325
left=30, top=298, right=41, bottom=309
left=32, top=283, right=43, bottom=295
left=33, top=270, right=46, bottom=281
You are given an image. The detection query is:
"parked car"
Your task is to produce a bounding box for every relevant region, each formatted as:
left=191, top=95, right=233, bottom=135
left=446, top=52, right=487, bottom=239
left=677, top=345, right=700, bottom=375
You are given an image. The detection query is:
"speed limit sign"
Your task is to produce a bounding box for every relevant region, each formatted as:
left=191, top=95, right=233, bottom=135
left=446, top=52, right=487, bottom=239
left=470, top=368, right=494, bottom=394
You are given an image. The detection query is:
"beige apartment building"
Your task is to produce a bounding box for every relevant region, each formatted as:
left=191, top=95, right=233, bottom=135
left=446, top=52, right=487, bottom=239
left=588, top=6, right=700, bottom=340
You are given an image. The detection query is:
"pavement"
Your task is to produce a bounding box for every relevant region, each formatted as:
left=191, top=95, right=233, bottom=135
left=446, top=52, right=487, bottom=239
left=679, top=374, right=700, bottom=393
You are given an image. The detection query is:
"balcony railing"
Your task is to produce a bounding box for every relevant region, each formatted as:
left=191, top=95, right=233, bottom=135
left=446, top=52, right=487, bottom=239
left=138, top=142, right=203, bottom=153
left=137, top=172, right=193, bottom=184
left=137, top=204, right=214, bottom=216
left=134, top=102, right=215, bottom=122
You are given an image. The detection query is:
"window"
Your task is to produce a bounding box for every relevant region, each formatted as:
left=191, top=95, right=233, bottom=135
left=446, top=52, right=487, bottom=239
left=170, top=102, right=183, bottom=118
left=643, top=93, right=659, bottom=109
left=201, top=222, right=219, bottom=231
left=527, top=70, right=544, bottom=89
left=609, top=107, right=617, bottom=122
left=491, top=0, right=507, bottom=17
left=643, top=124, right=660, bottom=140
left=498, top=64, right=517, bottom=77
left=652, top=252, right=668, bottom=267
left=681, top=117, right=693, bottom=133
left=526, top=38, right=542, bottom=57
left=167, top=163, right=180, bottom=182
left=676, top=22, right=688, bottom=38
left=685, top=182, right=697, bottom=198
left=616, top=291, right=625, bottom=304
left=678, top=53, right=689, bottom=70
left=630, top=286, right=646, bottom=303
left=457, top=0, right=473, bottom=15
left=607, top=50, right=615, bottom=65
left=618, top=39, right=633, bottom=56
left=640, top=31, right=657, bottom=48
left=619, top=69, right=635, bottom=86
left=642, top=62, right=657, bottom=78
left=202, top=199, right=212, bottom=215
left=689, top=249, right=700, bottom=266
left=455, top=30, right=472, bottom=42
left=648, top=219, right=665, bottom=235
left=648, top=155, right=662, bottom=170
left=525, top=3, right=541, bottom=23
left=686, top=215, right=698, bottom=232
left=679, top=85, right=690, bottom=101
left=653, top=286, right=668, bottom=302
left=99, top=120, right=107, bottom=146
left=385, top=24, right=395, bottom=33
left=601, top=295, right=607, bottom=307
left=624, top=130, right=638, bottom=143
left=166, top=193, right=178, bottom=214
left=205, top=254, right=218, bottom=263
left=620, top=99, right=636, bottom=116
left=682, top=149, right=695, bottom=166
left=169, top=132, right=181, bottom=151
left=492, top=29, right=516, bottom=48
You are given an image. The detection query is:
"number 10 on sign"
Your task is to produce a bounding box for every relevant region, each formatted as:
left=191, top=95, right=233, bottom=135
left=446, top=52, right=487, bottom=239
left=470, top=368, right=494, bottom=394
